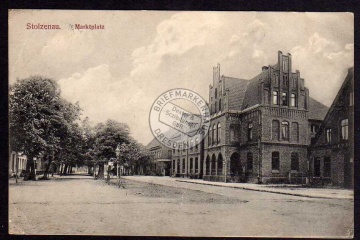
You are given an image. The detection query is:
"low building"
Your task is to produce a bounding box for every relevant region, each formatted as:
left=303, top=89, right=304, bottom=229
left=9, top=151, right=27, bottom=177
left=146, top=138, right=172, bottom=176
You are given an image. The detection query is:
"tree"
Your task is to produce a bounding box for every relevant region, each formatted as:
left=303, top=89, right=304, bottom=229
left=117, top=142, right=142, bottom=175
left=92, top=119, right=131, bottom=179
left=9, top=76, right=82, bottom=180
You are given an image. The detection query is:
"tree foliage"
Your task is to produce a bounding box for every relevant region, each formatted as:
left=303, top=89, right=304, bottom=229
left=9, top=76, right=82, bottom=180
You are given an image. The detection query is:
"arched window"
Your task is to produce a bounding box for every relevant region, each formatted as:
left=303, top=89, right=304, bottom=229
left=190, top=139, right=194, bottom=150
left=205, top=155, right=210, bottom=175
left=272, top=152, right=280, bottom=171
left=272, top=120, right=280, bottom=140
left=217, top=123, right=221, bottom=144
left=341, top=119, right=348, bottom=140
left=248, top=122, right=253, bottom=141
left=189, top=158, right=193, bottom=173
left=247, top=152, right=253, bottom=171
left=218, top=153, right=223, bottom=175
left=281, top=121, right=289, bottom=140
left=219, top=99, right=222, bottom=111
left=291, top=152, right=299, bottom=171
left=195, top=138, right=199, bottom=150
left=211, top=154, right=216, bottom=175
left=177, top=159, right=180, bottom=174
left=215, top=88, right=217, bottom=99
left=212, top=124, right=216, bottom=145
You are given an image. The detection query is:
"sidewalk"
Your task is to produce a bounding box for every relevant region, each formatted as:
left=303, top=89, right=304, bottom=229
left=123, top=176, right=354, bottom=200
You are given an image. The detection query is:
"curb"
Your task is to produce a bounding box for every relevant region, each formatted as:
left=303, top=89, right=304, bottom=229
left=175, top=180, right=353, bottom=200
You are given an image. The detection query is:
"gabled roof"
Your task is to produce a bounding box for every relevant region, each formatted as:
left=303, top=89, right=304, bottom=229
left=311, top=67, right=354, bottom=145
left=223, top=76, right=250, bottom=111
left=146, top=137, right=162, bottom=150
left=309, top=97, right=329, bottom=120
left=270, top=63, right=279, bottom=70
left=241, top=72, right=262, bottom=110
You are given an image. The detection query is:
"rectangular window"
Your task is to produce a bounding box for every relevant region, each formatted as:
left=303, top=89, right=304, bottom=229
left=282, top=92, right=288, bottom=106
left=341, top=119, right=348, bottom=140
left=324, top=157, right=331, bottom=177
left=311, top=124, right=319, bottom=134
left=281, top=121, right=289, bottom=140
left=272, top=152, right=280, bottom=171
left=273, top=91, right=278, bottom=105
left=326, top=128, right=332, bottom=144
left=248, top=123, right=253, bottom=141
left=290, top=93, right=296, bottom=107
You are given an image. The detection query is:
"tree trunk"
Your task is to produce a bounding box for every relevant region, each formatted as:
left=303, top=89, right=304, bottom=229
left=42, top=155, right=52, bottom=180
left=97, top=163, right=104, bottom=179
left=23, top=154, right=35, bottom=181
left=63, top=164, right=68, bottom=175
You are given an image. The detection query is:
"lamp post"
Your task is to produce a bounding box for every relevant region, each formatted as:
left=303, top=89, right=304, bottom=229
left=115, top=144, right=122, bottom=188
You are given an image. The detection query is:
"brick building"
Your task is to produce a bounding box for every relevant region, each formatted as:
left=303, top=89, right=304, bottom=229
left=309, top=67, right=354, bottom=188
left=203, top=51, right=328, bottom=183
left=148, top=51, right=351, bottom=187
left=170, top=132, right=204, bottom=178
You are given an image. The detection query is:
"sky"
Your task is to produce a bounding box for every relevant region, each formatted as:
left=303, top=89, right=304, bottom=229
left=9, top=10, right=354, bottom=145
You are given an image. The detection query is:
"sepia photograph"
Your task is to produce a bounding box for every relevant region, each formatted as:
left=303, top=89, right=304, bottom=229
left=8, top=10, right=354, bottom=237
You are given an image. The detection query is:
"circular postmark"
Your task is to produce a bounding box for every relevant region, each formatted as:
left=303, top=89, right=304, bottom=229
left=149, top=88, right=210, bottom=150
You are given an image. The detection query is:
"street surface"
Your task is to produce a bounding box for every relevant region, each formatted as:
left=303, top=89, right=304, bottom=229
left=9, top=174, right=353, bottom=237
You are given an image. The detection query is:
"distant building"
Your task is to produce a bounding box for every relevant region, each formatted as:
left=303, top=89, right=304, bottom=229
left=170, top=132, right=204, bottom=178
left=309, top=67, right=354, bottom=188
left=146, top=138, right=172, bottom=176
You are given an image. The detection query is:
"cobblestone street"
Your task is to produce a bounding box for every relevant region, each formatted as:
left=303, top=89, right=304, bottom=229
left=9, top=175, right=353, bottom=237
